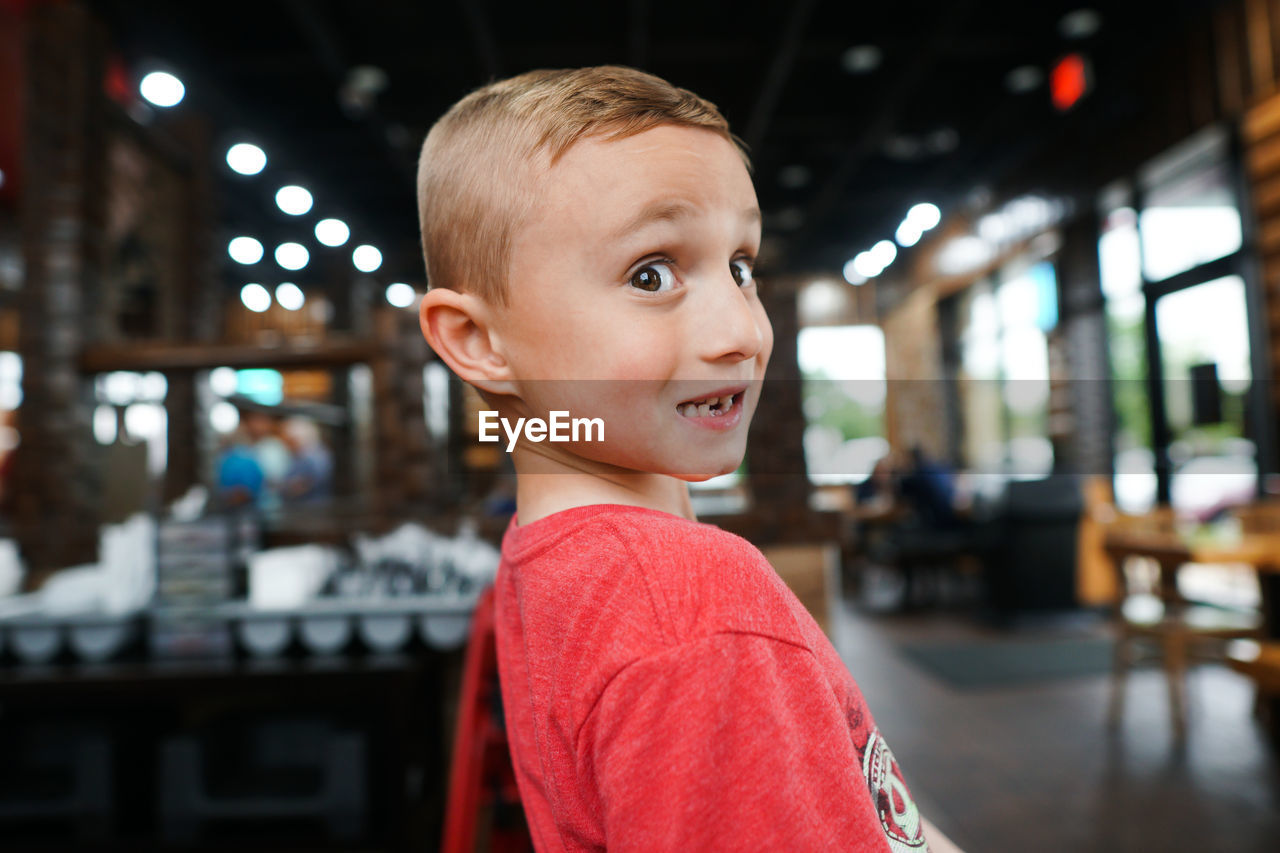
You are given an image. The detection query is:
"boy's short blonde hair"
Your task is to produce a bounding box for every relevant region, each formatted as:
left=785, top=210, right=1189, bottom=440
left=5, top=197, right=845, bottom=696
left=416, top=65, right=751, bottom=305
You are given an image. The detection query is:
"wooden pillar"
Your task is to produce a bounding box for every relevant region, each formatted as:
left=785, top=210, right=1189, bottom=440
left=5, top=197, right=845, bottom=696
left=1054, top=212, right=1115, bottom=478
left=746, top=275, right=811, bottom=527
left=164, top=115, right=216, bottom=502
left=14, top=1, right=105, bottom=577
left=368, top=303, right=435, bottom=519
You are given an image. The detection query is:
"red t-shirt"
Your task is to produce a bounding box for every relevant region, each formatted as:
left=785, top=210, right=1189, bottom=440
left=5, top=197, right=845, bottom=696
left=494, top=504, right=929, bottom=852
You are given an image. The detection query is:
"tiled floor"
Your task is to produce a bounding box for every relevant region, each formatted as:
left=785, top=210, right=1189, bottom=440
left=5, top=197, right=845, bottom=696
left=831, top=575, right=1280, bottom=852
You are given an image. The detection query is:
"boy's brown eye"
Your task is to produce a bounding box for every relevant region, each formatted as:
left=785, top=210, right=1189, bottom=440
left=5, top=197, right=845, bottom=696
left=629, top=261, right=675, bottom=293
left=730, top=258, right=754, bottom=287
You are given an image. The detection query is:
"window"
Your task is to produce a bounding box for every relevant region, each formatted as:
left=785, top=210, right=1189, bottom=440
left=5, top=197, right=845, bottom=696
left=1098, top=124, right=1262, bottom=512
left=798, top=325, right=888, bottom=485
left=954, top=259, right=1058, bottom=479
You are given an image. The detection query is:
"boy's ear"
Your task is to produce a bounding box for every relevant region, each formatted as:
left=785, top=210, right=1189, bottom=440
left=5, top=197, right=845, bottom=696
left=417, top=288, right=517, bottom=397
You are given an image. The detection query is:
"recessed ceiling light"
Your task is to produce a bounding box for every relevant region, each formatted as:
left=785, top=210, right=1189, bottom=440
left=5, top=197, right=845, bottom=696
left=385, top=282, right=416, bottom=308
left=927, top=127, right=959, bottom=154
left=1005, top=65, right=1044, bottom=94
left=275, top=242, right=309, bottom=271
left=1059, top=9, right=1101, bottom=40
left=226, top=143, right=266, bottom=175
left=315, top=218, right=350, bottom=247
left=353, top=244, right=382, bottom=273
left=228, top=236, right=264, bottom=265
left=778, top=165, right=811, bottom=189
left=276, top=185, right=313, bottom=216
left=841, top=45, right=882, bottom=75
left=240, top=283, right=271, bottom=313
left=775, top=207, right=805, bottom=231
left=906, top=202, right=942, bottom=230
left=842, top=259, right=868, bottom=286
left=139, top=70, right=184, bottom=107
left=275, top=282, right=305, bottom=311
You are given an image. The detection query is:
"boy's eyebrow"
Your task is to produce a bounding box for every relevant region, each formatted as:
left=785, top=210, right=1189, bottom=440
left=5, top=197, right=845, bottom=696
left=609, top=200, right=762, bottom=241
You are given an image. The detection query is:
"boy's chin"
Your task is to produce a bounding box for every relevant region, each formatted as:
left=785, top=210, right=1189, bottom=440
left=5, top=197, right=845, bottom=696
left=662, top=452, right=745, bottom=483
left=673, top=463, right=741, bottom=483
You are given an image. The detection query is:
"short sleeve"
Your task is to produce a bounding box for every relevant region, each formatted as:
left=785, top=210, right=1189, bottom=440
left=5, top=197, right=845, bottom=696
left=575, top=632, right=896, bottom=852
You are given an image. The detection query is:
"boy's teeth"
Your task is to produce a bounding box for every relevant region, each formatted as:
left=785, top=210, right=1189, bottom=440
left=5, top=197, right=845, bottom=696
left=678, top=394, right=738, bottom=418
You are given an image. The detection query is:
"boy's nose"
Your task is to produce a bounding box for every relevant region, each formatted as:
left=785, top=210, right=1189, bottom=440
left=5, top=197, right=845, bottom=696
left=694, top=273, right=768, bottom=364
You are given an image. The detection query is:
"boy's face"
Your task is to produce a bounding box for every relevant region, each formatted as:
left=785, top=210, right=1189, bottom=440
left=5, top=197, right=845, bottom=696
left=492, top=124, right=771, bottom=480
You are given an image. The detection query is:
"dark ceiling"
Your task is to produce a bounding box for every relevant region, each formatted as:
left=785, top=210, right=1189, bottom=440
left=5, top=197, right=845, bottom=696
left=94, top=0, right=1220, bottom=289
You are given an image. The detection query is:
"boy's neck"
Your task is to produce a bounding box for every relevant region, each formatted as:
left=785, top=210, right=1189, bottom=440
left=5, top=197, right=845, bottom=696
left=511, top=447, right=695, bottom=525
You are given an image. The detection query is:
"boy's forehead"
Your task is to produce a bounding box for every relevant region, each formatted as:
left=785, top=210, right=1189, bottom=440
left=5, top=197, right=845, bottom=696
left=529, top=125, right=756, bottom=232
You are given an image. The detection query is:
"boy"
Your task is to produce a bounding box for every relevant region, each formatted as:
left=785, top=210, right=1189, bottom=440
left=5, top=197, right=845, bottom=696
left=417, top=66, right=958, bottom=852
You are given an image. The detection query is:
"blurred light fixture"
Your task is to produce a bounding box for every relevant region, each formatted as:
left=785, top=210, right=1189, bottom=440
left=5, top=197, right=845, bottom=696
left=842, top=259, right=868, bottom=286
left=209, top=366, right=238, bottom=397
left=93, top=405, right=117, bottom=445
left=937, top=236, right=994, bottom=275
left=226, top=143, right=266, bottom=175
left=1005, top=65, right=1044, bottom=94
left=778, top=165, right=811, bottom=189
left=228, top=236, right=264, bottom=265
left=275, top=282, right=305, bottom=311
left=353, top=244, right=382, bottom=273
left=240, top=283, right=271, bottom=312
left=799, top=279, right=848, bottom=323
left=870, top=240, right=897, bottom=269
left=339, top=65, right=390, bottom=117
left=927, top=127, right=959, bottom=154
left=124, top=403, right=165, bottom=439
left=210, top=400, right=240, bottom=433
left=139, top=70, right=184, bottom=107
left=315, top=218, right=350, bottom=247
left=385, top=282, right=416, bottom=308
left=841, top=45, right=882, bottom=74
left=276, top=185, right=313, bottom=216
left=0, top=352, right=20, bottom=382
left=140, top=372, right=168, bottom=401
left=852, top=251, right=881, bottom=279
left=906, top=202, right=942, bottom=230
left=774, top=207, right=805, bottom=231
left=103, top=372, right=139, bottom=405
left=896, top=220, right=923, bottom=248
left=883, top=135, right=922, bottom=161
left=1059, top=8, right=1101, bottom=39
left=275, top=242, right=309, bottom=271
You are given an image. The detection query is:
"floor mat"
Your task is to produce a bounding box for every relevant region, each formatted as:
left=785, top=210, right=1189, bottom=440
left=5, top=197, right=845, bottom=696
left=898, top=637, right=1117, bottom=689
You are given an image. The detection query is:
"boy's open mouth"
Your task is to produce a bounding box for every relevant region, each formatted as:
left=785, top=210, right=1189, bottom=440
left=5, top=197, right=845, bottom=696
left=676, top=389, right=744, bottom=419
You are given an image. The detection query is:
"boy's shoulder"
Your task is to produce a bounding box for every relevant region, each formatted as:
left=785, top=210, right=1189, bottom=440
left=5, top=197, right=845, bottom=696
left=500, top=503, right=807, bottom=650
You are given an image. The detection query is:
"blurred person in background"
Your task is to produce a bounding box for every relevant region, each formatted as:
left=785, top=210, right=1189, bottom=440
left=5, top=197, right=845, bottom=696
left=899, top=444, right=959, bottom=529
left=279, top=416, right=332, bottom=506
left=215, top=428, right=264, bottom=509
left=238, top=405, right=290, bottom=509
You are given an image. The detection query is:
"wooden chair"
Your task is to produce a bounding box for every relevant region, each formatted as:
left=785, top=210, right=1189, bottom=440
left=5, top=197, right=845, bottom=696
left=442, top=586, right=533, bottom=853
left=1227, top=639, right=1280, bottom=723
left=1103, top=505, right=1263, bottom=741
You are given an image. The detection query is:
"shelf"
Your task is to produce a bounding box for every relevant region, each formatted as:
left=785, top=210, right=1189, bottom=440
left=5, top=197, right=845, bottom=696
left=80, top=337, right=380, bottom=373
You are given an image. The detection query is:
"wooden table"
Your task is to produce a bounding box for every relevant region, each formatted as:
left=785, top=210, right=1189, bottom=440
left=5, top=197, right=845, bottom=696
left=1102, top=527, right=1280, bottom=613
left=1104, top=524, right=1280, bottom=739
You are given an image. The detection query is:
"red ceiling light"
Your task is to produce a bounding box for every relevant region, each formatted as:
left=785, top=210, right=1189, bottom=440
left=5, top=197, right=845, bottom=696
left=1050, top=53, right=1091, bottom=112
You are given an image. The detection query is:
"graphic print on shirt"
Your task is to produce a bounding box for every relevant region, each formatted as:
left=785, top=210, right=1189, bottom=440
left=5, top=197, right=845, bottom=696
left=852, top=719, right=929, bottom=852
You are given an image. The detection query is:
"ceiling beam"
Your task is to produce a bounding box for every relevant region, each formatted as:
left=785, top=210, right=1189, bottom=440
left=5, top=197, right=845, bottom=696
left=629, top=0, right=649, bottom=69
left=743, top=0, right=819, bottom=156
left=458, top=0, right=503, bottom=81
left=787, top=2, right=976, bottom=266
left=279, top=0, right=417, bottom=181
